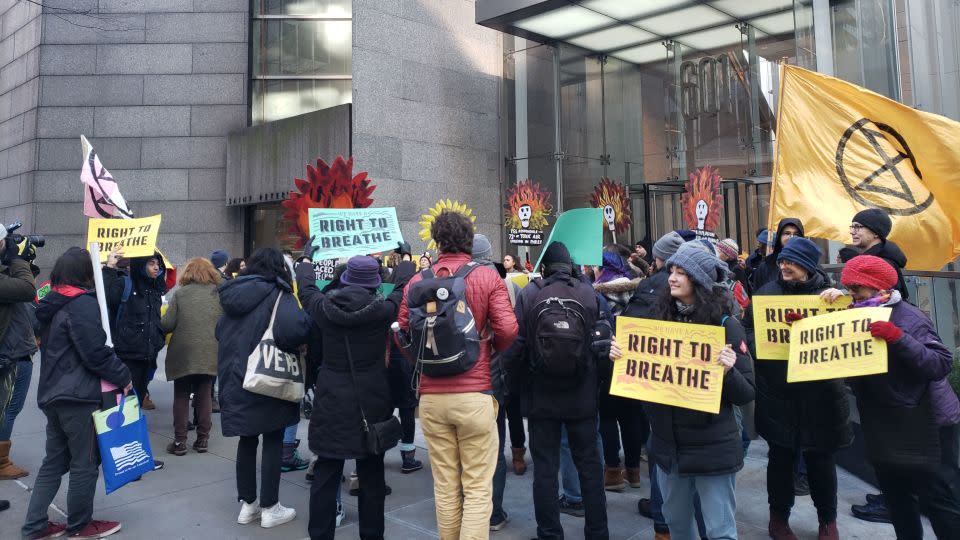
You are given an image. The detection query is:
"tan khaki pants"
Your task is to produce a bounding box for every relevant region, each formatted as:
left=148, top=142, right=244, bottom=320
left=419, top=392, right=499, bottom=540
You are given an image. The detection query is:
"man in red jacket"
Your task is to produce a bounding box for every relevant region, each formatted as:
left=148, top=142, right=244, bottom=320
left=398, top=211, right=518, bottom=539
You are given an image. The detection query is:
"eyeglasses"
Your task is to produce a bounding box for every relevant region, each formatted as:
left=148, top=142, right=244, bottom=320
left=849, top=224, right=864, bottom=232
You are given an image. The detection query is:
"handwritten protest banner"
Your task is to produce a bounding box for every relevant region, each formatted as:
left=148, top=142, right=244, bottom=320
left=611, top=317, right=725, bottom=414
left=87, top=215, right=161, bottom=261
left=787, top=307, right=890, bottom=383
left=752, top=295, right=852, bottom=360
left=308, top=207, right=402, bottom=261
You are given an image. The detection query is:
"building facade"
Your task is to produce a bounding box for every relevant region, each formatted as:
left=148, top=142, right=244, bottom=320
left=0, top=0, right=503, bottom=271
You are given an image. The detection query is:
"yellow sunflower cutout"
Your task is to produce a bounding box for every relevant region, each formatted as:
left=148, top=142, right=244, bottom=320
left=418, top=199, right=477, bottom=251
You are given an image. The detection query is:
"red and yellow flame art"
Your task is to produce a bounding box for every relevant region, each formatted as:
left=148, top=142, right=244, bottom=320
left=504, top=180, right=553, bottom=230
left=681, top=165, right=724, bottom=231
left=589, top=177, right=631, bottom=234
left=281, top=156, right=376, bottom=248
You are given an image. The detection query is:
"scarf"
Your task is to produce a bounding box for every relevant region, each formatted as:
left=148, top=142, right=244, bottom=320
left=52, top=285, right=88, bottom=298
left=850, top=289, right=900, bottom=308
left=675, top=301, right=697, bottom=318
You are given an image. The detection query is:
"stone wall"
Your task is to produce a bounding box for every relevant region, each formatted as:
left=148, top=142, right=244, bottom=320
left=352, top=0, right=504, bottom=256
left=3, top=0, right=249, bottom=270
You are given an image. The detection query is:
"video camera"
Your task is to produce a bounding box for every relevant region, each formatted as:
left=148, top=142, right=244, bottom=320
left=2, top=221, right=45, bottom=264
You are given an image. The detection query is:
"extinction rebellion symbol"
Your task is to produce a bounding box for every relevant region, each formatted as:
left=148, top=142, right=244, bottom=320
left=835, top=118, right=935, bottom=216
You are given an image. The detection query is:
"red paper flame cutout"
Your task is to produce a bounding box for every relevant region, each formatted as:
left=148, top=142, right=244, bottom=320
left=505, top=180, right=553, bottom=229
left=281, top=156, right=376, bottom=248
left=681, top=165, right=723, bottom=232
left=589, top=177, right=631, bottom=234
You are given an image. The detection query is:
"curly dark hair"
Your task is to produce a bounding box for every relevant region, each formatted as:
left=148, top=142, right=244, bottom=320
left=654, top=272, right=734, bottom=325
left=431, top=210, right=474, bottom=255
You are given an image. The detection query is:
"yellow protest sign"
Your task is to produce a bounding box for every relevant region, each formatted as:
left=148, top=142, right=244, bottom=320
left=787, top=307, right=890, bottom=383
left=508, top=273, right=529, bottom=289
left=87, top=215, right=162, bottom=261
left=752, top=295, right=852, bottom=360
left=611, top=317, right=725, bottom=414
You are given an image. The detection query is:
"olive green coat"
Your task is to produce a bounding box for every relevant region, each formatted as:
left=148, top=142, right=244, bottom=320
left=160, top=283, right=222, bottom=380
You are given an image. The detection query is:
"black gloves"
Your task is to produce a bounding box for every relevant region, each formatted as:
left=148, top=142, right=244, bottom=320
left=396, top=241, right=412, bottom=258
left=589, top=320, right=613, bottom=357
left=4, top=238, right=33, bottom=263
left=301, top=235, right=317, bottom=262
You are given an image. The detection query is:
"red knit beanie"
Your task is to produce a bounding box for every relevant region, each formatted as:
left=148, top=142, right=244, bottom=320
left=841, top=255, right=898, bottom=291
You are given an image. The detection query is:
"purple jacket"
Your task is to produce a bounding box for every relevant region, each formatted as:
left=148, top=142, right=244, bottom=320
left=852, top=301, right=958, bottom=425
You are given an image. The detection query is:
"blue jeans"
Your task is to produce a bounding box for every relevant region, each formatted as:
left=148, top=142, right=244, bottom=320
left=559, top=419, right=603, bottom=503
left=657, top=464, right=738, bottom=540
left=0, top=359, right=32, bottom=440
left=283, top=422, right=298, bottom=444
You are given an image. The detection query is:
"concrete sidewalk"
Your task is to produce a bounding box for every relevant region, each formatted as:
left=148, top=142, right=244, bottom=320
left=0, top=354, right=928, bottom=539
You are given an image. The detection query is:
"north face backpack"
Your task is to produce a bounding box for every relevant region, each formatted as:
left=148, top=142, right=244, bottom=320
left=407, top=262, right=481, bottom=378
left=528, top=276, right=596, bottom=385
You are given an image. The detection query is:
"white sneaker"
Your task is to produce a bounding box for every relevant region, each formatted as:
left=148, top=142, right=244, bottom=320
left=336, top=503, right=345, bottom=527
left=237, top=500, right=261, bottom=524
left=260, top=502, right=296, bottom=528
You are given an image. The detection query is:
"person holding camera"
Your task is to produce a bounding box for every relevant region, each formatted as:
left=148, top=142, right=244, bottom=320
left=0, top=226, right=39, bottom=512
left=0, top=225, right=40, bottom=485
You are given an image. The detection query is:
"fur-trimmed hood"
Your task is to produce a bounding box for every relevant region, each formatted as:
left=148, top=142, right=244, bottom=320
left=593, top=277, right=640, bottom=296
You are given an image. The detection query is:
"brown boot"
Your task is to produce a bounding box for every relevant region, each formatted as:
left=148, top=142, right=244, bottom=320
left=603, top=465, right=627, bottom=492
left=511, top=447, right=527, bottom=475
left=768, top=510, right=799, bottom=540
left=141, top=395, right=156, bottom=410
left=625, top=467, right=643, bottom=488
left=817, top=521, right=839, bottom=540
left=0, top=441, right=28, bottom=480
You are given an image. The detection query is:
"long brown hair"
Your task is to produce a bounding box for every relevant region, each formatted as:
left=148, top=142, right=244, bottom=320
left=179, top=257, right=221, bottom=287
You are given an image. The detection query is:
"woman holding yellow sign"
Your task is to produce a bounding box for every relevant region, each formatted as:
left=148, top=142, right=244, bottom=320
left=614, top=242, right=755, bottom=540
left=829, top=256, right=960, bottom=540
left=744, top=237, right=852, bottom=540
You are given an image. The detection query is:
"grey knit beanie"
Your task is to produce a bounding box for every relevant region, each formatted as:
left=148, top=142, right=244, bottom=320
left=653, top=231, right=685, bottom=262
left=666, top=242, right=729, bottom=290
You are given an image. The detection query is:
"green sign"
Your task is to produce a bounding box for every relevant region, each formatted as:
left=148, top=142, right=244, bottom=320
left=534, top=208, right=604, bottom=271
left=36, top=280, right=51, bottom=302
left=308, top=207, right=403, bottom=261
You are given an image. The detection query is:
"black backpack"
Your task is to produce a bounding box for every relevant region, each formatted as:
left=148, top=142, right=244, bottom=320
left=406, top=263, right=481, bottom=378
left=528, top=275, right=597, bottom=385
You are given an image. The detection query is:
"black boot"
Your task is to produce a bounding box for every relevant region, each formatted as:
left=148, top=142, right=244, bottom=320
left=281, top=442, right=309, bottom=472
left=0, top=499, right=9, bottom=512
left=401, top=449, right=423, bottom=473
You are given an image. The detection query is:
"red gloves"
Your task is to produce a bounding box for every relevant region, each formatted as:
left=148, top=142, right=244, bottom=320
left=869, top=321, right=903, bottom=343
left=784, top=312, right=804, bottom=325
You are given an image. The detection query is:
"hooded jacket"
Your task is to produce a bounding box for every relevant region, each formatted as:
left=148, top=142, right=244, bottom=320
left=216, top=275, right=310, bottom=437
left=745, top=270, right=853, bottom=451
left=397, top=252, right=518, bottom=395
left=751, top=218, right=804, bottom=292
left=861, top=240, right=910, bottom=300
left=851, top=296, right=955, bottom=466
left=160, top=282, right=222, bottom=380
left=0, top=259, right=37, bottom=368
left=297, top=262, right=413, bottom=459
left=507, top=267, right=602, bottom=420
left=34, top=289, right=131, bottom=409
left=102, top=253, right=168, bottom=363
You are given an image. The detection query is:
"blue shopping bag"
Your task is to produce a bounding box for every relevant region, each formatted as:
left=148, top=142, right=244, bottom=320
left=93, top=393, right=155, bottom=494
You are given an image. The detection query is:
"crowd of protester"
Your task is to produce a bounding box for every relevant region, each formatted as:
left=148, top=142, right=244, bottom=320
left=0, top=207, right=957, bottom=540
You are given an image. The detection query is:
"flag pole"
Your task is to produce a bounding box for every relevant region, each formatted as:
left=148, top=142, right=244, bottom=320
left=89, top=242, right=113, bottom=348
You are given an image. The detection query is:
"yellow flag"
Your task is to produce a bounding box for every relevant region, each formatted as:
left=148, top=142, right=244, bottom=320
left=771, top=64, right=960, bottom=270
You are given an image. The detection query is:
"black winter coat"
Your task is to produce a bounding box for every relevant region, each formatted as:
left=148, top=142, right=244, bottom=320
left=745, top=272, right=853, bottom=452
left=35, top=291, right=131, bottom=409
left=623, top=267, right=669, bottom=320
left=751, top=218, right=805, bottom=292
left=297, top=262, right=410, bottom=459
left=102, top=254, right=168, bottom=363
left=216, top=275, right=310, bottom=438
left=645, top=315, right=756, bottom=476
left=861, top=240, right=909, bottom=300
left=507, top=271, right=602, bottom=421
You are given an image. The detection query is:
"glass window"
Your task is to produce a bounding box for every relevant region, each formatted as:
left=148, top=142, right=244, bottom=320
left=251, top=2, right=352, bottom=125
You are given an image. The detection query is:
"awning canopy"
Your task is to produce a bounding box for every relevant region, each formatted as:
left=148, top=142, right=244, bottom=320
left=476, top=0, right=795, bottom=65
